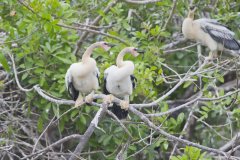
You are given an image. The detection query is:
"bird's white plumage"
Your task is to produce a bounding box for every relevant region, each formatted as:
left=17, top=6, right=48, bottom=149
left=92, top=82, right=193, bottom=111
left=65, top=58, right=99, bottom=95
left=104, top=61, right=134, bottom=98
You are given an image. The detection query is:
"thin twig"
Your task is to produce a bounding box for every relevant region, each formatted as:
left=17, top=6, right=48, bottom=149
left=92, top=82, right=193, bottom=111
left=162, top=0, right=178, bottom=30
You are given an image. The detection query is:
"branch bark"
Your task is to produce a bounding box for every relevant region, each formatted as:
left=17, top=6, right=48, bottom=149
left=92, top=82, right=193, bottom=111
left=69, top=103, right=109, bottom=160
left=73, top=0, right=120, bottom=55
left=129, top=107, right=228, bottom=157
left=124, top=0, right=162, bottom=4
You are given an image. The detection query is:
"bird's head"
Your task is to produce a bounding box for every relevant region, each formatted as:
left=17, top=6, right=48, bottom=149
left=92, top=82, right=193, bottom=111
left=128, top=47, right=145, bottom=57
left=188, top=5, right=197, bottom=18
left=99, top=41, right=116, bottom=51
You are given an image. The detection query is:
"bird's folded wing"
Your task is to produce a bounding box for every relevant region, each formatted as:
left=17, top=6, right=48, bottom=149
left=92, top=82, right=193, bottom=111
left=198, top=19, right=240, bottom=50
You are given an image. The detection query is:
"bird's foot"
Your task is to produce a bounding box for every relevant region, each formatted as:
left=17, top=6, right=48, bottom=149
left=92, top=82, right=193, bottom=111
left=120, top=100, right=129, bottom=110
left=199, top=55, right=215, bottom=63
left=103, top=94, right=114, bottom=105
left=85, top=93, right=94, bottom=104
left=206, top=52, right=218, bottom=62
left=198, top=55, right=206, bottom=62
left=75, top=98, right=84, bottom=107
left=205, top=56, right=213, bottom=61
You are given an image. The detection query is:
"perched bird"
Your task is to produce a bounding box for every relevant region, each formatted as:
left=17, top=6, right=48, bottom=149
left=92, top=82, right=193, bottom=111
left=65, top=41, right=114, bottom=107
left=182, top=6, right=240, bottom=58
left=103, top=47, right=144, bottom=119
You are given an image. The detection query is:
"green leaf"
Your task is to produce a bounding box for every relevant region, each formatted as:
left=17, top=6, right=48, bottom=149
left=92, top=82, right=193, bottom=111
left=21, top=72, right=28, bottom=80
left=183, top=81, right=193, bottom=88
left=55, top=56, right=73, bottom=64
left=52, top=105, right=59, bottom=118
left=103, top=135, right=112, bottom=146
left=177, top=112, right=184, bottom=124
left=80, top=115, right=87, bottom=125
left=0, top=53, right=10, bottom=72
left=163, top=141, right=168, bottom=150
left=122, top=21, right=131, bottom=31
left=71, top=110, right=78, bottom=119
left=37, top=117, right=43, bottom=133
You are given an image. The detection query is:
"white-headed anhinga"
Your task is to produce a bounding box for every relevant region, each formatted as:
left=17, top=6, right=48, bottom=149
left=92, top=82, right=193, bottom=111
left=182, top=6, right=240, bottom=58
left=103, top=47, right=144, bottom=119
left=65, top=41, right=114, bottom=107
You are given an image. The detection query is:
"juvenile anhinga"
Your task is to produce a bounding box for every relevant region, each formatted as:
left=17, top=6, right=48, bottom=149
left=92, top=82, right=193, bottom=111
left=182, top=6, right=240, bottom=58
left=65, top=41, right=114, bottom=107
left=103, top=47, right=144, bottom=119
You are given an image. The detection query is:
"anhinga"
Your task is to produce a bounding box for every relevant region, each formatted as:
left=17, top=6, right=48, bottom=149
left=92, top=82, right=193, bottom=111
left=103, top=47, right=144, bottom=119
left=182, top=6, right=240, bottom=58
left=65, top=41, right=114, bottom=107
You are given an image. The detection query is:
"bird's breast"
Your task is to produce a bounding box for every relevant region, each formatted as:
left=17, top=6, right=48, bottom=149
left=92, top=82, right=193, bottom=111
left=73, top=72, right=99, bottom=94
left=107, top=76, right=132, bottom=97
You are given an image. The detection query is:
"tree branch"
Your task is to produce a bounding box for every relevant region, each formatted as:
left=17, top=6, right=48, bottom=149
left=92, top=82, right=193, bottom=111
left=69, top=103, right=109, bottom=160
left=124, top=0, right=162, bottom=4
left=73, top=0, right=120, bottom=55
left=129, top=107, right=228, bottom=157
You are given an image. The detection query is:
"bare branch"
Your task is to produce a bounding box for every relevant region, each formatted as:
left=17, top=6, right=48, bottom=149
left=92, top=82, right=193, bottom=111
left=163, top=43, right=200, bottom=54
left=162, top=0, right=178, bottom=30
left=220, top=132, right=240, bottom=152
left=124, top=0, right=162, bottom=4
left=21, top=134, right=82, bottom=159
left=129, top=107, right=228, bottom=157
left=170, top=110, right=194, bottom=157
left=57, top=24, right=128, bottom=45
left=69, top=103, right=109, bottom=160
left=74, top=0, right=120, bottom=55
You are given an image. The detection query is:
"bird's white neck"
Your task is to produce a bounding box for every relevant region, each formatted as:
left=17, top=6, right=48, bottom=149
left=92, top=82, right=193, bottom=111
left=116, top=48, right=131, bottom=67
left=187, top=12, right=195, bottom=19
left=82, top=42, right=100, bottom=63
left=182, top=18, right=194, bottom=39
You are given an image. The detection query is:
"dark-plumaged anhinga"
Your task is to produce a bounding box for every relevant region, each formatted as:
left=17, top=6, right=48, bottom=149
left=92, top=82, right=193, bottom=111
left=103, top=47, right=144, bottom=119
left=182, top=6, right=240, bottom=58
left=65, top=41, right=114, bottom=107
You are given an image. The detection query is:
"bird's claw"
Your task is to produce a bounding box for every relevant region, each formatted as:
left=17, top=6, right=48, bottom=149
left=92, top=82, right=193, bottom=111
left=198, top=55, right=206, bottom=62
left=75, top=98, right=84, bottom=107
left=120, top=101, right=129, bottom=110
left=103, top=94, right=114, bottom=105
left=85, top=93, right=94, bottom=104
left=199, top=55, right=214, bottom=63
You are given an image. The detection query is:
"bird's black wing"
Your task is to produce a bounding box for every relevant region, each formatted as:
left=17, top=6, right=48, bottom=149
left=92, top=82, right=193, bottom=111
left=205, top=26, right=240, bottom=50
left=103, top=77, right=110, bottom=94
left=200, top=20, right=240, bottom=50
left=96, top=67, right=100, bottom=86
left=130, top=75, right=137, bottom=89
left=68, top=82, right=79, bottom=101
left=96, top=72, right=101, bottom=86
left=65, top=69, right=79, bottom=101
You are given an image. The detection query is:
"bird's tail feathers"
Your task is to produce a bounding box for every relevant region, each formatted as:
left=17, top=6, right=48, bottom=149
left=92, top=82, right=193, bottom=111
left=109, top=102, right=128, bottom=119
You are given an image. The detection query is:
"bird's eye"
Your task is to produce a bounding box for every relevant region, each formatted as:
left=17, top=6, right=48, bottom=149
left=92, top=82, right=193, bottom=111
left=104, top=42, right=107, bottom=45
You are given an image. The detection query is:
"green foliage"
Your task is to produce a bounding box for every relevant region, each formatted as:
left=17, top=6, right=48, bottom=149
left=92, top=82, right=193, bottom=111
left=0, top=52, right=10, bottom=72
left=171, top=146, right=212, bottom=160
left=1, top=0, right=240, bottom=159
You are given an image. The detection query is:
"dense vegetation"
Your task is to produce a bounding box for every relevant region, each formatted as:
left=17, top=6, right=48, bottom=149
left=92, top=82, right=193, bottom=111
left=0, top=0, right=240, bottom=159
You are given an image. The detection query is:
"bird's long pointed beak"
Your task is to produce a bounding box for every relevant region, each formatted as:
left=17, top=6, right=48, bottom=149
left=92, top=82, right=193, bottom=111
left=136, top=49, right=145, bottom=54
left=107, top=43, right=116, bottom=48
left=189, top=5, right=197, bottom=11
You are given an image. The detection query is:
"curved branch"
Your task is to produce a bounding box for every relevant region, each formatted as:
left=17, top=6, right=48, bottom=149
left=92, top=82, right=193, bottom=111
left=57, top=24, right=128, bottom=45
left=8, top=53, right=34, bottom=92
left=129, top=107, right=228, bottom=157
left=69, top=103, right=109, bottom=160
left=124, top=0, right=162, bottom=4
